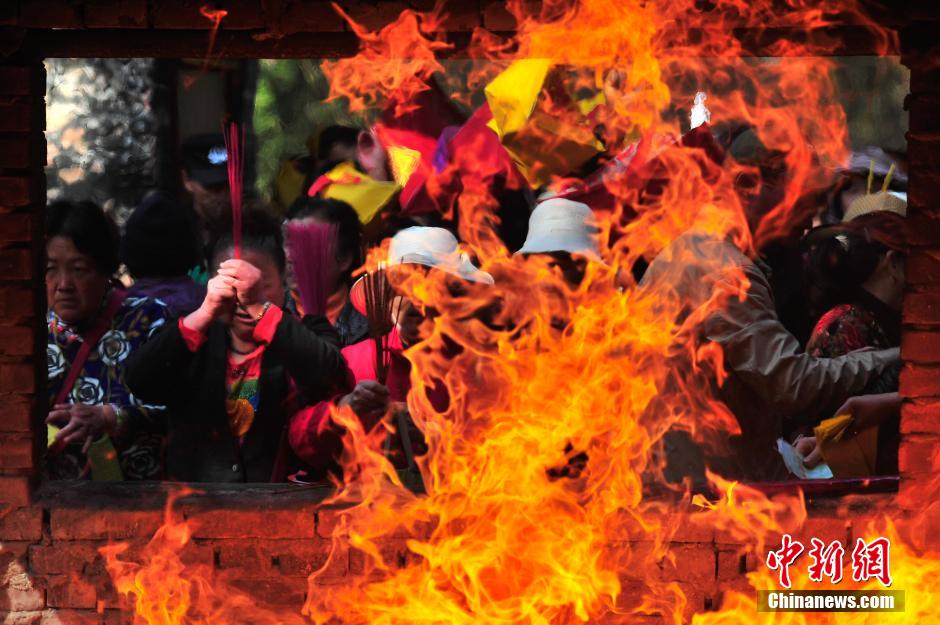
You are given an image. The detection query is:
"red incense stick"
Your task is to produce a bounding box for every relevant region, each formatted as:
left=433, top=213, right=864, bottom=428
left=222, top=121, right=244, bottom=259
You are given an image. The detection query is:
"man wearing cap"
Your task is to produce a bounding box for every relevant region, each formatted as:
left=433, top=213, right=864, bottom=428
left=181, top=133, right=232, bottom=229
left=288, top=226, right=493, bottom=478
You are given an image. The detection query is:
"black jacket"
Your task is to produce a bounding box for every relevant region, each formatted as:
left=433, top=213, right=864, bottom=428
left=126, top=314, right=343, bottom=482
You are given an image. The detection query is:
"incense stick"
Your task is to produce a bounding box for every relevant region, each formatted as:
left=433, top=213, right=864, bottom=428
left=223, top=121, right=245, bottom=259
left=362, top=267, right=396, bottom=384
left=286, top=221, right=339, bottom=317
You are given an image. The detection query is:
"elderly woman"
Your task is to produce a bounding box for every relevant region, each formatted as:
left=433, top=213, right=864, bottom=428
left=45, top=200, right=168, bottom=480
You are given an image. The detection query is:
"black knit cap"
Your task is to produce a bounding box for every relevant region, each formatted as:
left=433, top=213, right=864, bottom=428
left=122, top=191, right=203, bottom=279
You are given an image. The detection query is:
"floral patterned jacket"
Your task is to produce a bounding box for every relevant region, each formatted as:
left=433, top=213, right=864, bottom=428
left=47, top=294, right=169, bottom=480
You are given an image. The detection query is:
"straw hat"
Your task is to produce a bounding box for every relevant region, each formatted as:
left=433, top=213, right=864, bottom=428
left=350, top=227, right=493, bottom=315
left=842, top=191, right=906, bottom=223
left=515, top=198, right=602, bottom=261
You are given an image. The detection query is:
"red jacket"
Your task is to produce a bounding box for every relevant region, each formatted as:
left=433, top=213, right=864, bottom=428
left=289, top=329, right=444, bottom=471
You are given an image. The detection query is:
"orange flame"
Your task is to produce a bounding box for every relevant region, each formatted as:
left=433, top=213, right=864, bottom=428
left=104, top=2, right=927, bottom=624
left=199, top=5, right=228, bottom=61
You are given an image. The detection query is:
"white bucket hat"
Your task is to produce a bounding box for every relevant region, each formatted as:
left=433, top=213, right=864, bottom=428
left=515, top=198, right=602, bottom=261
left=351, top=226, right=494, bottom=314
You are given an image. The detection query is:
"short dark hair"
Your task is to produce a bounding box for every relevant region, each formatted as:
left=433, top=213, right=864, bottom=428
left=46, top=200, right=120, bottom=276
left=317, top=125, right=359, bottom=162
left=122, top=191, right=202, bottom=279
left=208, top=205, right=286, bottom=275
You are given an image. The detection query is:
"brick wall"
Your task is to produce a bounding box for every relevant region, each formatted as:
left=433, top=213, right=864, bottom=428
left=0, top=2, right=938, bottom=623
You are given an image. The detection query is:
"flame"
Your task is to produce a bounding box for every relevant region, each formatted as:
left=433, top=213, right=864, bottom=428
left=103, top=1, right=931, bottom=624
left=199, top=5, right=228, bottom=61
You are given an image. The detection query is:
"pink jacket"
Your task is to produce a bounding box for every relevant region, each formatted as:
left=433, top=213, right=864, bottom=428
left=289, top=329, right=444, bottom=470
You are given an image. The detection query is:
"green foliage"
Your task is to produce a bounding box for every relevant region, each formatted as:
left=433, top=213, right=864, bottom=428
left=252, top=60, right=361, bottom=199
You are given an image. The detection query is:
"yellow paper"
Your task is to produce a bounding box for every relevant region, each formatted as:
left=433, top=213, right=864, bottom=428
left=814, top=414, right=878, bottom=478
left=387, top=145, right=422, bottom=188
left=320, top=162, right=400, bottom=225
left=485, top=58, right=553, bottom=138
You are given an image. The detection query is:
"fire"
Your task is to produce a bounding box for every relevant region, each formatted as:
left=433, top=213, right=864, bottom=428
left=102, top=1, right=930, bottom=624
left=199, top=5, right=228, bottom=61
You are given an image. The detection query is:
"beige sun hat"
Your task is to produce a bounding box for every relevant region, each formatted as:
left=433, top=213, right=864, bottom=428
left=842, top=191, right=906, bottom=223
left=515, top=198, right=602, bottom=261
left=350, top=226, right=493, bottom=314
left=842, top=160, right=907, bottom=223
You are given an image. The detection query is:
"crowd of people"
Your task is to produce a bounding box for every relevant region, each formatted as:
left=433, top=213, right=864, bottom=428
left=45, top=108, right=907, bottom=485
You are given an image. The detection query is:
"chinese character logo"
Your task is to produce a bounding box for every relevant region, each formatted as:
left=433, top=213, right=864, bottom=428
left=851, top=537, right=892, bottom=587
left=766, top=533, right=804, bottom=588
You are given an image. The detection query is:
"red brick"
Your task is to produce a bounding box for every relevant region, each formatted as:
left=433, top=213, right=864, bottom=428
left=0, top=213, right=33, bottom=243
left=0, top=137, right=32, bottom=169
left=441, top=1, right=481, bottom=31
left=276, top=1, right=347, bottom=34
left=314, top=508, right=346, bottom=539
left=270, top=539, right=332, bottom=576
left=50, top=509, right=162, bottom=540
left=0, top=3, right=16, bottom=26
left=798, top=515, right=851, bottom=547
left=0, top=394, right=33, bottom=432
left=184, top=507, right=316, bottom=539
left=901, top=397, right=940, bottom=435
left=659, top=544, right=715, bottom=583
left=0, top=176, right=32, bottom=206
left=909, top=95, right=940, bottom=133
left=907, top=133, right=940, bottom=175
left=0, top=68, right=31, bottom=96
left=901, top=330, right=940, bottom=364
left=151, top=0, right=265, bottom=30
left=226, top=575, right=306, bottom=609
left=44, top=574, right=97, bottom=609
left=907, top=214, right=940, bottom=248
left=482, top=1, right=516, bottom=30
left=0, top=434, right=33, bottom=469
left=0, top=248, right=33, bottom=279
left=342, top=1, right=410, bottom=31
left=83, top=0, right=148, bottom=28
left=898, top=433, right=940, bottom=474
left=907, top=183, right=940, bottom=224
left=0, top=285, right=35, bottom=321
left=0, top=540, right=30, bottom=585
left=29, top=542, right=101, bottom=575
left=0, top=325, right=35, bottom=357
left=906, top=251, right=940, bottom=286
left=19, top=0, right=83, bottom=28
left=0, top=475, right=31, bottom=506
left=39, top=609, right=120, bottom=625
left=0, top=362, right=35, bottom=393
left=216, top=540, right=271, bottom=570
left=716, top=549, right=755, bottom=581
left=899, top=364, right=940, bottom=399
left=0, top=506, right=41, bottom=540
left=4, top=587, right=45, bottom=612
left=904, top=289, right=940, bottom=326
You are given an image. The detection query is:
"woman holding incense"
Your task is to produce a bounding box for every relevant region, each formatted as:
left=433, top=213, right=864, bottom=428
left=284, top=196, right=369, bottom=346
left=288, top=226, right=493, bottom=475
left=125, top=210, right=345, bottom=482
left=45, top=200, right=169, bottom=480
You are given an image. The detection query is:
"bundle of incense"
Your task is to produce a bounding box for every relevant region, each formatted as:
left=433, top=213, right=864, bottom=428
left=362, top=267, right=396, bottom=384
left=285, top=221, right=338, bottom=317
left=223, top=121, right=245, bottom=259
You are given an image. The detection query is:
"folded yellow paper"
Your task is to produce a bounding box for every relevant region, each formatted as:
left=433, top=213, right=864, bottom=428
left=814, top=414, right=878, bottom=478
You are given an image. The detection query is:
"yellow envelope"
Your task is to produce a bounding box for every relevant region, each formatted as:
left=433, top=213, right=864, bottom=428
left=814, top=414, right=878, bottom=478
